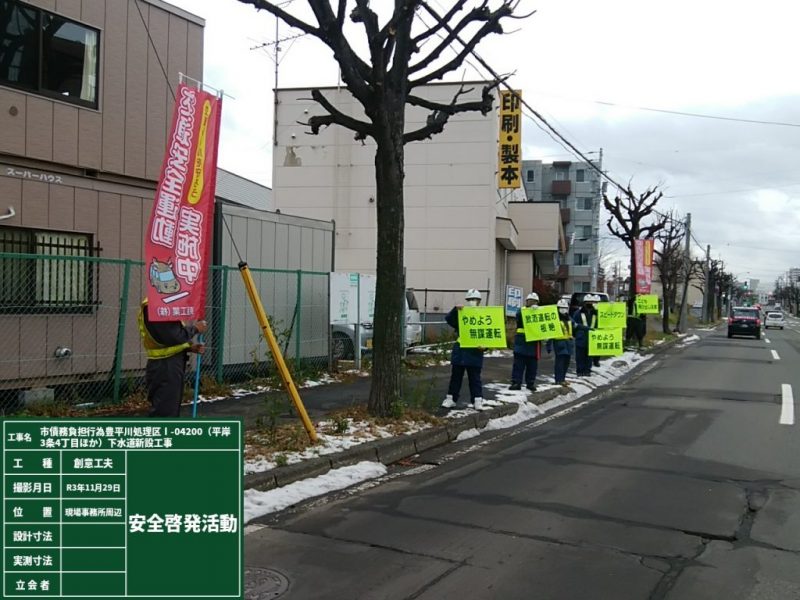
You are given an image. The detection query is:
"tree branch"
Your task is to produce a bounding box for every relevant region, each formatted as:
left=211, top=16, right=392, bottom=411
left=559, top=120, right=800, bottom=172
left=403, top=81, right=497, bottom=143
left=410, top=1, right=512, bottom=88
left=412, top=0, right=465, bottom=46
left=409, top=2, right=490, bottom=75
left=300, top=89, right=374, bottom=141
left=306, top=0, right=374, bottom=102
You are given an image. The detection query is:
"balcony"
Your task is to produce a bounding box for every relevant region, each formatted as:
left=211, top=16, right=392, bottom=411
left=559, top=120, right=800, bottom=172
left=556, top=265, right=569, bottom=279
left=551, top=180, right=571, bottom=196
left=560, top=208, right=570, bottom=225
left=495, top=217, right=518, bottom=250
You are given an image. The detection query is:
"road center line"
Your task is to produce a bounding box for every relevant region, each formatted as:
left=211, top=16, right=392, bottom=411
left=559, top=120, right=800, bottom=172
left=781, top=384, right=794, bottom=425
left=772, top=350, right=780, bottom=360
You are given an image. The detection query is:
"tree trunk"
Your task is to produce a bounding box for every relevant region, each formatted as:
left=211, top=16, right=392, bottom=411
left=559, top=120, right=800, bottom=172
left=662, top=282, right=671, bottom=334
left=367, top=102, right=406, bottom=417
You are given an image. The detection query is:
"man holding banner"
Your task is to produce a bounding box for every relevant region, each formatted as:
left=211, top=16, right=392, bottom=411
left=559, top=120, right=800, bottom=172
left=141, top=80, right=222, bottom=417
left=510, top=293, right=541, bottom=391
left=441, top=289, right=486, bottom=411
left=573, top=294, right=600, bottom=376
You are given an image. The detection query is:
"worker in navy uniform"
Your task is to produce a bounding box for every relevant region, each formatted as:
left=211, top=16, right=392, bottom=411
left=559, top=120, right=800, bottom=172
left=546, top=298, right=575, bottom=386
left=573, top=294, right=600, bottom=376
left=510, top=292, right=541, bottom=391
left=627, top=300, right=647, bottom=348
left=441, top=289, right=485, bottom=411
left=138, top=298, right=206, bottom=417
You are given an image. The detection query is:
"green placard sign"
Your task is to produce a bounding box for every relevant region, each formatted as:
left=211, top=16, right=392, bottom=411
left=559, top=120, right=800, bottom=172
left=636, top=295, right=660, bottom=314
left=598, top=302, right=627, bottom=329
left=589, top=329, right=624, bottom=356
left=1, top=419, right=243, bottom=600
left=521, top=305, right=561, bottom=341
left=458, top=306, right=507, bottom=348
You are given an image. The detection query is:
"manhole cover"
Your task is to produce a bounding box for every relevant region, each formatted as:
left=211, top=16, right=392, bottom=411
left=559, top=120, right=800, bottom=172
left=244, top=567, right=290, bottom=599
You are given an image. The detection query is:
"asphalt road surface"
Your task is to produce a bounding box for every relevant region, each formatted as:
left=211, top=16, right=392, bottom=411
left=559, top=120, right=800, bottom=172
left=246, top=319, right=800, bottom=599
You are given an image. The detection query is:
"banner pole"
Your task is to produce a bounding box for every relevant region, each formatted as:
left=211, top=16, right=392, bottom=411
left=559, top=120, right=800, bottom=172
left=192, top=334, right=203, bottom=418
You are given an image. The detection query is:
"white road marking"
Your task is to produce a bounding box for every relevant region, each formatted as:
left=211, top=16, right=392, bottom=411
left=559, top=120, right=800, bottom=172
left=781, top=384, right=794, bottom=425
left=772, top=350, right=780, bottom=360
left=765, top=338, right=771, bottom=344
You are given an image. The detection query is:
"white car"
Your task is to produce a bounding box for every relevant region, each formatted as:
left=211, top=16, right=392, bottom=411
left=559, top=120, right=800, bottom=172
left=764, top=312, right=785, bottom=329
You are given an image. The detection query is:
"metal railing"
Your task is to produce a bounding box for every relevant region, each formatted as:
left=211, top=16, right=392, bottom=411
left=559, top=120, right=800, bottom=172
left=0, top=253, right=330, bottom=412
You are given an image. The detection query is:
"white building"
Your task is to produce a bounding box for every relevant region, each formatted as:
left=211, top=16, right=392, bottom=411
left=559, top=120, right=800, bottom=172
left=272, top=82, right=564, bottom=312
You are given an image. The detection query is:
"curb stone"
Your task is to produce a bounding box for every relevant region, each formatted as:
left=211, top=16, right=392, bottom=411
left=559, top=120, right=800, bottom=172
left=243, top=403, right=517, bottom=492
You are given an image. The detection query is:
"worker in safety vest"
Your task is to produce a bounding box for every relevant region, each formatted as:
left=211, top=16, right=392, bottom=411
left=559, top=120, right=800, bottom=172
left=510, top=292, right=540, bottom=391
left=138, top=299, right=206, bottom=417
left=572, top=294, right=599, bottom=376
left=441, top=289, right=485, bottom=411
left=546, top=298, right=574, bottom=386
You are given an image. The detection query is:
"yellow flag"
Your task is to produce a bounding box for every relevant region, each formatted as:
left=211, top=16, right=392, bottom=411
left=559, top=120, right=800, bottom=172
left=457, top=306, right=507, bottom=349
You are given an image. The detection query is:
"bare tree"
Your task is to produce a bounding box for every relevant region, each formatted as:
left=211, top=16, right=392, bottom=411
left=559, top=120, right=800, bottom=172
left=603, top=185, right=667, bottom=315
left=237, top=1, right=526, bottom=416
left=653, top=211, right=684, bottom=333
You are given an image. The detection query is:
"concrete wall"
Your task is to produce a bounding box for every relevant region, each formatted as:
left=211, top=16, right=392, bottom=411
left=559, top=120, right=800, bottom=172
left=273, top=82, right=500, bottom=299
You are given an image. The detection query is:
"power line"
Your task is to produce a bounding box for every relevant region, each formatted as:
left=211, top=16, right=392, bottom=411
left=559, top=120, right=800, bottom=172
left=594, top=100, right=800, bottom=128
left=522, top=87, right=800, bottom=128
left=419, top=2, right=630, bottom=196
left=134, top=0, right=175, bottom=100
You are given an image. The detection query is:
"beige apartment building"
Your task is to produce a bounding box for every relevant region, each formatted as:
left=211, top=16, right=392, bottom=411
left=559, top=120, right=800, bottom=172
left=0, top=0, right=204, bottom=391
left=272, top=82, right=565, bottom=313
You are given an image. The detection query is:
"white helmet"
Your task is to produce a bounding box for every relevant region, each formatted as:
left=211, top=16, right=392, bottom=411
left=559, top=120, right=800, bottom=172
left=557, top=298, right=570, bottom=309
left=584, top=294, right=601, bottom=303
left=465, top=289, right=482, bottom=300
left=526, top=292, right=539, bottom=302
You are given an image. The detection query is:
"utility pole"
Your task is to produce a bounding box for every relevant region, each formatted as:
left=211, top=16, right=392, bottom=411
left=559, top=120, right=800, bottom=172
left=590, top=148, right=602, bottom=292
left=678, top=213, right=692, bottom=333
left=702, top=244, right=710, bottom=322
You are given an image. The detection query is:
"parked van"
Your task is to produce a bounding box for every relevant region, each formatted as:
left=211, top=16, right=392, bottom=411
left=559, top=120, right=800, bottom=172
left=405, top=290, right=422, bottom=346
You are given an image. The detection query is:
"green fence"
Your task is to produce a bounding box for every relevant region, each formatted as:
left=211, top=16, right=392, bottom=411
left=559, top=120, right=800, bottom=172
left=0, top=253, right=330, bottom=412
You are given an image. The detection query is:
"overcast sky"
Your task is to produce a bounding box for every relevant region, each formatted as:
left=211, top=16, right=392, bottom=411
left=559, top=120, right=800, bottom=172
left=167, top=0, right=800, bottom=289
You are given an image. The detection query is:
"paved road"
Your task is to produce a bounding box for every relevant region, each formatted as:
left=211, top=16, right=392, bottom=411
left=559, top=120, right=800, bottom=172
left=246, top=322, right=800, bottom=599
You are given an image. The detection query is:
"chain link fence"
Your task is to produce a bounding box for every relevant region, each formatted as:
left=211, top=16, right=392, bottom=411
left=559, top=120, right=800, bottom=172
left=0, top=253, right=331, bottom=413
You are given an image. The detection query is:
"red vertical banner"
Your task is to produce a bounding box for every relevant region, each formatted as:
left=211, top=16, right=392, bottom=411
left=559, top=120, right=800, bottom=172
left=145, top=83, right=222, bottom=321
left=635, top=238, right=654, bottom=294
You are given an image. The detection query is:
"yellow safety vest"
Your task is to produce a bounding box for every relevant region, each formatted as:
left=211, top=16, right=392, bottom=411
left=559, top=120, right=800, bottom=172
left=137, top=300, right=191, bottom=360
left=560, top=320, right=573, bottom=338
left=579, top=312, right=598, bottom=329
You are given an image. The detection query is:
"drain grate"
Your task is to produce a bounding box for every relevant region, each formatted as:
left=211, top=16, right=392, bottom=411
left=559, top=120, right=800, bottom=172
left=244, top=567, right=290, bottom=600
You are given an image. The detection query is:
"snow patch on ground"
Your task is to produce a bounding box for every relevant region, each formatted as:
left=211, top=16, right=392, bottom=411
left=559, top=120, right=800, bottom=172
left=484, top=349, right=513, bottom=358
left=677, top=334, right=700, bottom=347
left=455, top=428, right=481, bottom=441
left=245, top=418, right=432, bottom=474
left=244, top=461, right=387, bottom=523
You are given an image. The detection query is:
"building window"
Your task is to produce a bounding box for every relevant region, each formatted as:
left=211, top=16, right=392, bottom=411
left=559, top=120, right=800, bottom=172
left=554, top=169, right=569, bottom=181
left=576, top=169, right=585, bottom=182
left=0, top=0, right=100, bottom=108
left=0, top=227, right=100, bottom=313
left=577, top=225, right=592, bottom=239
left=581, top=281, right=591, bottom=292
left=577, top=197, right=593, bottom=210
left=573, top=253, right=590, bottom=266
left=526, top=169, right=535, bottom=182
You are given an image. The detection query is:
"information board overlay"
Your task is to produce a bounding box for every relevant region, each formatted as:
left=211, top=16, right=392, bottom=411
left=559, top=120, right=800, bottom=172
left=1, top=419, right=243, bottom=599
